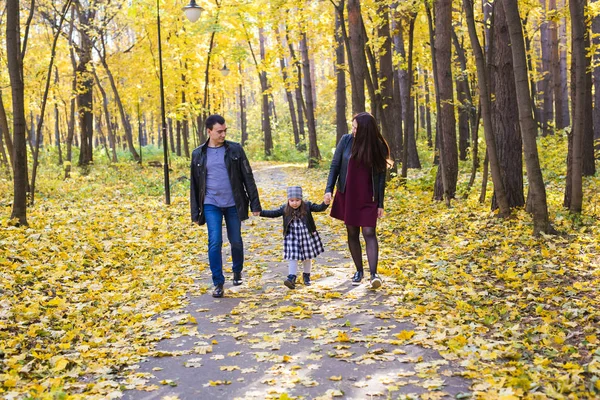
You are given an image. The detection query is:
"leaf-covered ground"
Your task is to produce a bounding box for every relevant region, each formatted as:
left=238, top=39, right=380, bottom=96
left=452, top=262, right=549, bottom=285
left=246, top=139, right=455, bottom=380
left=1, top=135, right=599, bottom=399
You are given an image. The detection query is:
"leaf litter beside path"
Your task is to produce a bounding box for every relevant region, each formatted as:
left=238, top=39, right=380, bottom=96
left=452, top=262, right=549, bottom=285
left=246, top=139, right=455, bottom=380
left=1, top=161, right=599, bottom=399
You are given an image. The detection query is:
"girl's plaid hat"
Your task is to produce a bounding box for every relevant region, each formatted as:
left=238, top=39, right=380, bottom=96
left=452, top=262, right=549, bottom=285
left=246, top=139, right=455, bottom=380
left=287, top=186, right=303, bottom=199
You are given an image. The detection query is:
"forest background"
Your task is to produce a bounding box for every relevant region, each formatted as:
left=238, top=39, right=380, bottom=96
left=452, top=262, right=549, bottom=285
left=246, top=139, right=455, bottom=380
left=1, top=0, right=600, bottom=398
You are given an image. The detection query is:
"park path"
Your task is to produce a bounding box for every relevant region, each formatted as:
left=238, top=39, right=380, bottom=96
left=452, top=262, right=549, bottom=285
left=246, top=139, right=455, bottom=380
left=122, top=164, right=471, bottom=400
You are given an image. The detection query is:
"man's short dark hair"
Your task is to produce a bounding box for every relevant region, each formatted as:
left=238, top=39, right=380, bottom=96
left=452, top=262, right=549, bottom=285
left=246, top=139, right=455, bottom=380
left=206, top=114, right=225, bottom=131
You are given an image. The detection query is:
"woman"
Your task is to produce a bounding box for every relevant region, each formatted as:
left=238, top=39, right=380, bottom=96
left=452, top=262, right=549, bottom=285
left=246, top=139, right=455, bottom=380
left=324, top=112, right=390, bottom=289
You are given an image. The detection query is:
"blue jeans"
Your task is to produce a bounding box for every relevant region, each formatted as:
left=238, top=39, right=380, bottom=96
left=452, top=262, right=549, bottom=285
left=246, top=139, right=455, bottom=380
left=204, top=204, right=243, bottom=286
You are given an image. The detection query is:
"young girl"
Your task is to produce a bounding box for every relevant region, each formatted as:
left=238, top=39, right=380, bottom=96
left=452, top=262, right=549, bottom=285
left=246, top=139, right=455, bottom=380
left=260, top=186, right=329, bottom=289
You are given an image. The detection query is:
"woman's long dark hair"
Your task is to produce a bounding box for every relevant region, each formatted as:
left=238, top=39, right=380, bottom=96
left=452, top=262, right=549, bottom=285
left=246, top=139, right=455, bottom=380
left=350, top=112, right=390, bottom=172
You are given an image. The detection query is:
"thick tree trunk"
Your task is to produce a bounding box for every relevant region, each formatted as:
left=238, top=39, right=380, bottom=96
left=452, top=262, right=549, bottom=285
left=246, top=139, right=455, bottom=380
left=347, top=0, right=366, bottom=113
left=565, top=0, right=586, bottom=212
left=490, top=1, right=524, bottom=210
left=7, top=0, right=28, bottom=225
left=503, top=0, right=553, bottom=234
left=452, top=29, right=471, bottom=162
left=300, top=33, right=321, bottom=168
left=463, top=0, right=511, bottom=216
left=334, top=4, right=348, bottom=144
left=433, top=0, right=458, bottom=202
left=75, top=5, right=94, bottom=167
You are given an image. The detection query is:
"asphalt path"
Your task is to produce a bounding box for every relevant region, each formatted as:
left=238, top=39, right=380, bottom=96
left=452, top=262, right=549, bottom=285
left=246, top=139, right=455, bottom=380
left=122, top=164, right=472, bottom=400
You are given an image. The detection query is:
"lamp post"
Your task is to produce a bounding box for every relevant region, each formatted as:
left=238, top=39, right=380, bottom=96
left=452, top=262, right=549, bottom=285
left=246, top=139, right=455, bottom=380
left=157, top=0, right=170, bottom=204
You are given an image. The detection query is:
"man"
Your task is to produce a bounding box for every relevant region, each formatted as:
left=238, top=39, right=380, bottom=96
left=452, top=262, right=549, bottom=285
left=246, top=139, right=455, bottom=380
left=190, top=114, right=261, bottom=298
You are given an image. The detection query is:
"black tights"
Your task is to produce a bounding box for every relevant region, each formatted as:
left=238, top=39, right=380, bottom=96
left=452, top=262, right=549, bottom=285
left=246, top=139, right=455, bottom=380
left=346, top=225, right=378, bottom=275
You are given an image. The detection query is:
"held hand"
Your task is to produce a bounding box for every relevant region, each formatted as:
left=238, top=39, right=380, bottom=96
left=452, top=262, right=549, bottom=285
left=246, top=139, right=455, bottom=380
left=324, top=192, right=332, bottom=205
left=377, top=208, right=384, bottom=218
left=252, top=211, right=260, bottom=216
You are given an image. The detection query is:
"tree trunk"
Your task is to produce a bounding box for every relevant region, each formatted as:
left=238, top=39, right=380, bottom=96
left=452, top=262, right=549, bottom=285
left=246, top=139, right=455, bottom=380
left=539, top=0, right=554, bottom=136
left=463, top=0, right=511, bottom=216
left=99, top=44, right=140, bottom=161
left=275, top=25, right=301, bottom=148
left=377, top=2, right=398, bottom=170
left=287, top=39, right=307, bottom=151
left=75, top=4, right=94, bottom=167
left=522, top=20, right=541, bottom=134
left=347, top=0, right=366, bottom=113
left=238, top=63, right=248, bottom=146
left=334, top=4, right=348, bottom=144
left=565, top=0, right=586, bottom=212
left=402, top=15, right=421, bottom=173
left=424, top=70, right=433, bottom=149
left=502, top=0, right=553, bottom=234
left=300, top=33, right=321, bottom=168
left=593, top=0, right=600, bottom=157
left=93, top=69, right=118, bottom=163
left=490, top=1, right=524, bottom=210
left=54, top=69, right=63, bottom=165
left=582, top=31, right=595, bottom=176
left=557, top=0, right=570, bottom=129
left=391, top=5, right=404, bottom=164
left=7, top=0, right=28, bottom=225
left=432, top=0, right=458, bottom=202
left=182, top=91, right=190, bottom=158
left=0, top=92, right=13, bottom=171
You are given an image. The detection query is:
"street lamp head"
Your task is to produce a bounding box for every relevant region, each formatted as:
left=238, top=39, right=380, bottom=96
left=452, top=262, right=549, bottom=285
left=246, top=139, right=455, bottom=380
left=183, top=0, right=203, bottom=22
left=220, top=63, right=230, bottom=77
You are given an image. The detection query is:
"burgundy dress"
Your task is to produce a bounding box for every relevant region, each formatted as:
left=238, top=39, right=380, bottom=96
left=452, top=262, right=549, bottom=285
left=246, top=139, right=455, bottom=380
left=330, top=158, right=378, bottom=227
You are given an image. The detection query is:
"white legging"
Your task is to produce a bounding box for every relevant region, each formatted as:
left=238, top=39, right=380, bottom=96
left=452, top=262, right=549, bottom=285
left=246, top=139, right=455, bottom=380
left=288, top=259, right=312, bottom=276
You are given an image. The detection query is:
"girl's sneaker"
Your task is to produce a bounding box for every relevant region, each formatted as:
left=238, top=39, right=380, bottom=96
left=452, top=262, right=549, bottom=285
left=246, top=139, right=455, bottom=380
left=284, top=274, right=297, bottom=289
left=370, top=274, right=382, bottom=289
left=303, top=273, right=311, bottom=286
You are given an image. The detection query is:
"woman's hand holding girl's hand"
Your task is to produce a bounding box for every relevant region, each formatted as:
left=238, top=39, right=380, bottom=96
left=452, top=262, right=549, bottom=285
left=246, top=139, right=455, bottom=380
left=324, top=192, right=332, bottom=205
left=377, top=208, right=384, bottom=218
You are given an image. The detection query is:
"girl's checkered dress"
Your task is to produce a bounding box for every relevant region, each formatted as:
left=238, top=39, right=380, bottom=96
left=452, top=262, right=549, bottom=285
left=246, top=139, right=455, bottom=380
left=284, top=218, right=324, bottom=260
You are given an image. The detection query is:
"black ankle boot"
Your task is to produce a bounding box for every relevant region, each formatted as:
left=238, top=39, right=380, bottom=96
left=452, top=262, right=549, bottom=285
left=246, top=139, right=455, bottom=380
left=233, top=271, right=243, bottom=286
left=284, top=274, right=297, bottom=289
left=352, top=270, right=364, bottom=286
left=303, top=273, right=311, bottom=286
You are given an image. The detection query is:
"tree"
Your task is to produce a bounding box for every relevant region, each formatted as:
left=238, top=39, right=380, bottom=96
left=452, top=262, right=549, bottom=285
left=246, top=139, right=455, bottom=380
left=564, top=0, right=586, bottom=212
left=300, top=32, right=321, bottom=168
left=463, top=0, right=511, bottom=217
left=334, top=1, right=348, bottom=144
left=432, top=0, right=458, bottom=202
left=490, top=1, right=524, bottom=210
left=347, top=0, right=367, bottom=114
left=6, top=0, right=28, bottom=225
left=502, top=0, right=553, bottom=234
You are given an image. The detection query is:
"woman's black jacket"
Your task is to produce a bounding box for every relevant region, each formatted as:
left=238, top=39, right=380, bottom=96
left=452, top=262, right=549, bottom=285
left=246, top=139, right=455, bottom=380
left=190, top=140, right=261, bottom=225
left=260, top=201, right=329, bottom=237
left=325, top=134, right=386, bottom=208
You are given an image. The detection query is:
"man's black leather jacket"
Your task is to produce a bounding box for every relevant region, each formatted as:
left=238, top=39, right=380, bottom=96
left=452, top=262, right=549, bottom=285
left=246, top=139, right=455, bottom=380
left=190, top=140, right=261, bottom=225
left=325, top=134, right=386, bottom=208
